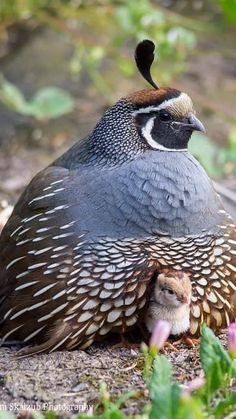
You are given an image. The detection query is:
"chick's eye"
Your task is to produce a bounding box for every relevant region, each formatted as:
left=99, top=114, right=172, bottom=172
left=166, top=289, right=174, bottom=295
left=159, top=109, right=172, bottom=122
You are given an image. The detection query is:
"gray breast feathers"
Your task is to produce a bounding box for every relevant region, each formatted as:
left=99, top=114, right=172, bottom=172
left=69, top=150, right=224, bottom=239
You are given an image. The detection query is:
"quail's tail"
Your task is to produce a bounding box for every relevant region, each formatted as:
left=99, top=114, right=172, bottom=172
left=213, top=181, right=236, bottom=221
left=15, top=323, right=72, bottom=358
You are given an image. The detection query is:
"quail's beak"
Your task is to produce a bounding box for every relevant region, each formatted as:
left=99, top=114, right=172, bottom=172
left=187, top=113, right=206, bottom=133
left=171, top=113, right=206, bottom=133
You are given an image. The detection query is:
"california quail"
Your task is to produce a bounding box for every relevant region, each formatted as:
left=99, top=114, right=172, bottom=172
left=145, top=270, right=192, bottom=336
left=0, top=40, right=235, bottom=355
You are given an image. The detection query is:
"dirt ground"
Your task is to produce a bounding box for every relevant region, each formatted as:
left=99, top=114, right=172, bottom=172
left=0, top=336, right=226, bottom=418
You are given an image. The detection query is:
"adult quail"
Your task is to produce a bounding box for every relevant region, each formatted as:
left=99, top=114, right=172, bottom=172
left=145, top=270, right=192, bottom=337
left=0, top=40, right=235, bottom=355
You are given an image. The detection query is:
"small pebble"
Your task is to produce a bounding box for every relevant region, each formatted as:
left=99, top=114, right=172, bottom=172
left=72, top=383, right=88, bottom=392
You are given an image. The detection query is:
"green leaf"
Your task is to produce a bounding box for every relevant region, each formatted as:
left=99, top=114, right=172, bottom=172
left=149, top=355, right=172, bottom=399
left=200, top=324, right=235, bottom=399
left=149, top=356, right=181, bottom=419
left=150, top=383, right=182, bottom=419
left=0, top=76, right=75, bottom=120
left=103, top=411, right=125, bottom=419
left=200, top=324, right=233, bottom=376
left=204, top=362, right=222, bottom=399
left=213, top=392, right=236, bottom=418
left=154, top=354, right=173, bottom=384
left=29, top=87, right=75, bottom=119
left=177, top=397, right=206, bottom=419
left=218, top=0, right=236, bottom=24
left=43, top=413, right=58, bottom=419
left=0, top=74, right=28, bottom=114
left=228, top=127, right=236, bottom=150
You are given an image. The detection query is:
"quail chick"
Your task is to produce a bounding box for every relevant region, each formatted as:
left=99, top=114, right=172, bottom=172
left=145, top=270, right=192, bottom=338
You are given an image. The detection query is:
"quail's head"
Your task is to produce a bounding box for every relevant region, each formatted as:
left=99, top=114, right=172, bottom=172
left=154, top=270, right=192, bottom=308
left=130, top=40, right=205, bottom=152
left=80, top=39, right=206, bottom=166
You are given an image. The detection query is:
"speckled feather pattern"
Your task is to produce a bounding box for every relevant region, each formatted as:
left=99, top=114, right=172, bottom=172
left=0, top=93, right=235, bottom=354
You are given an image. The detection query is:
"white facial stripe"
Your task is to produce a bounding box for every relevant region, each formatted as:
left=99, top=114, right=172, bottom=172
left=132, top=92, right=191, bottom=115
left=141, top=117, right=187, bottom=152
left=141, top=117, right=156, bottom=148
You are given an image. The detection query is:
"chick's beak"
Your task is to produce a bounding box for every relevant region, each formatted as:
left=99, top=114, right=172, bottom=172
left=188, top=113, right=206, bottom=133
left=181, top=295, right=189, bottom=304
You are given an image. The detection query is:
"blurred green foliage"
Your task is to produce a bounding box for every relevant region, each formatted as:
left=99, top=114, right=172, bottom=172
left=189, top=132, right=236, bottom=178
left=112, top=0, right=196, bottom=81
left=0, top=75, right=74, bottom=119
left=217, top=0, right=236, bottom=24
left=0, top=0, right=197, bottom=104
left=0, top=0, right=235, bottom=177
left=0, top=0, right=234, bottom=99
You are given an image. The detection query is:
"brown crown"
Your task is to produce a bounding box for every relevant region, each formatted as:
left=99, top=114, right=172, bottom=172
left=127, top=87, right=181, bottom=108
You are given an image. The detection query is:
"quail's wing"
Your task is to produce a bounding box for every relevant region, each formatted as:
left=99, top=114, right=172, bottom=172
left=0, top=166, right=157, bottom=353
left=189, top=217, right=236, bottom=335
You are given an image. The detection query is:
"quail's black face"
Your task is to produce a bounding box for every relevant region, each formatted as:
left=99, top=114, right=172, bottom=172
left=131, top=88, right=205, bottom=151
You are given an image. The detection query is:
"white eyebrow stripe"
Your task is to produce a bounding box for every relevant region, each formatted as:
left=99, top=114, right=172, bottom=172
left=132, top=92, right=190, bottom=115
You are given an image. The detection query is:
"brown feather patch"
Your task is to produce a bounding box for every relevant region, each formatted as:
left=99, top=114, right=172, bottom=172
left=127, top=87, right=181, bottom=107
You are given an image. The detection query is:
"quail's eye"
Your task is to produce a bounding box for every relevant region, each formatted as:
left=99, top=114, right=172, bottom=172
left=159, top=109, right=172, bottom=122
left=166, top=289, right=174, bottom=295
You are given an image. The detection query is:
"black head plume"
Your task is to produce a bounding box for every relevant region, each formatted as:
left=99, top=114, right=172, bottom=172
left=135, top=39, right=159, bottom=89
